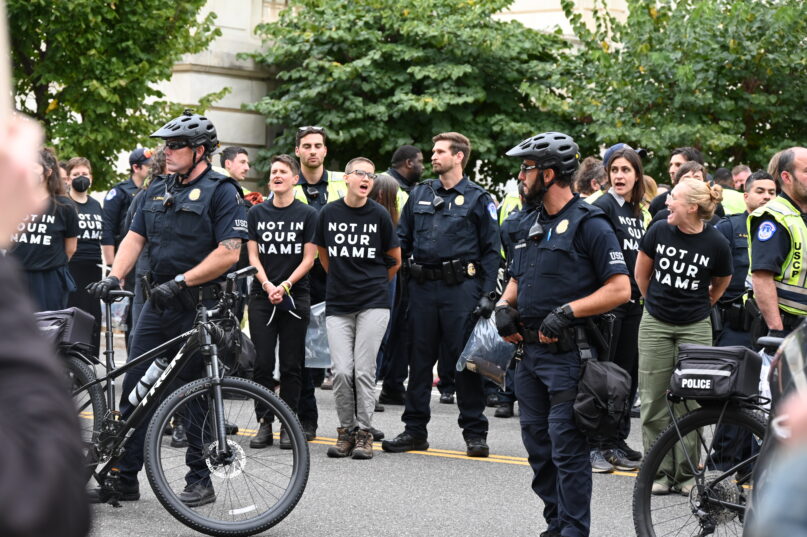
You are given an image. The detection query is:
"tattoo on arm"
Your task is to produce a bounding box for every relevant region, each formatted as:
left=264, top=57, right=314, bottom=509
left=220, top=238, right=242, bottom=251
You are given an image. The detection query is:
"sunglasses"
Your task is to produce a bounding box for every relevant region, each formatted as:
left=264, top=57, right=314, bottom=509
left=297, top=126, right=325, bottom=133
left=347, top=169, right=377, bottom=180
left=165, top=140, right=191, bottom=150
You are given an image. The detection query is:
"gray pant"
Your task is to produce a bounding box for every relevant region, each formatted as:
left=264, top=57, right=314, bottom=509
left=326, top=308, right=390, bottom=430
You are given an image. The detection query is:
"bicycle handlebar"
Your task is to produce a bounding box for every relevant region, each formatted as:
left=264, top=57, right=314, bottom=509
left=757, top=336, right=784, bottom=352
left=224, top=265, right=257, bottom=294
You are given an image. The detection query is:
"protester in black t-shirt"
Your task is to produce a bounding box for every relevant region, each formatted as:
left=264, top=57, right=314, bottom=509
left=246, top=154, right=317, bottom=449
left=9, top=148, right=79, bottom=311
left=314, top=157, right=401, bottom=459
left=65, top=157, right=104, bottom=350
left=591, top=147, right=647, bottom=471
left=634, top=178, right=732, bottom=494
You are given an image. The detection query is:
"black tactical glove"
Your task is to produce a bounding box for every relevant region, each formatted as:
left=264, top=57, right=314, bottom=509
left=767, top=329, right=789, bottom=339
left=86, top=276, right=120, bottom=301
left=150, top=280, right=194, bottom=311
left=540, top=304, right=574, bottom=339
left=494, top=304, right=521, bottom=337
left=473, top=293, right=497, bottom=319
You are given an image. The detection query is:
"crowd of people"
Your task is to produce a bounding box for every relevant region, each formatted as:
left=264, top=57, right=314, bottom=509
left=7, top=107, right=807, bottom=537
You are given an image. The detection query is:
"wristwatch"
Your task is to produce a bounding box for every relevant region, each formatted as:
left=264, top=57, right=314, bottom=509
left=174, top=274, right=188, bottom=289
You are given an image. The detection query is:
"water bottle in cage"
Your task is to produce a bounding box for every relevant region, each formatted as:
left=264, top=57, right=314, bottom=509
left=128, top=357, right=170, bottom=406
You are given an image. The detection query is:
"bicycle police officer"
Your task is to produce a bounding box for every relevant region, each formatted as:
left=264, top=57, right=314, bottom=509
left=87, top=110, right=248, bottom=507
left=495, top=132, right=630, bottom=537
left=382, top=132, right=501, bottom=457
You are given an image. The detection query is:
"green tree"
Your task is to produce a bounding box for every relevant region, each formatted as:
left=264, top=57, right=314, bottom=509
left=9, top=0, right=227, bottom=188
left=246, top=0, right=575, bottom=191
left=561, top=0, right=807, bottom=181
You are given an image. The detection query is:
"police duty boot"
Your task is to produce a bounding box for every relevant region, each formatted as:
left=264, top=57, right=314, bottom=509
left=381, top=432, right=429, bottom=453
left=87, top=482, right=140, bottom=504
left=179, top=482, right=216, bottom=507
left=301, top=421, right=317, bottom=441
left=352, top=429, right=374, bottom=460
left=327, top=427, right=356, bottom=458
left=439, top=392, right=455, bottom=404
left=249, top=420, right=273, bottom=448
left=465, top=437, right=489, bottom=458
left=494, top=402, right=514, bottom=418
left=279, top=426, right=292, bottom=450
left=616, top=438, right=642, bottom=462
left=369, top=426, right=385, bottom=441
left=170, top=422, right=188, bottom=448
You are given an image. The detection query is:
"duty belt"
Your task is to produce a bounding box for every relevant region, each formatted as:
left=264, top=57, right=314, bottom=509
left=408, top=259, right=479, bottom=285
left=147, top=272, right=223, bottom=303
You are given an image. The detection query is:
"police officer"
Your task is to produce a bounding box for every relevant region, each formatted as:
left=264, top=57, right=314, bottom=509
left=495, top=132, right=630, bottom=537
left=86, top=110, right=247, bottom=506
left=382, top=132, right=501, bottom=457
left=715, top=171, right=777, bottom=347
left=749, top=147, right=807, bottom=339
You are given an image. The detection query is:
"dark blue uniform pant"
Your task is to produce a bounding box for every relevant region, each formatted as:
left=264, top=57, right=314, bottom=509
left=516, top=344, right=591, bottom=537
left=117, top=301, right=207, bottom=488
left=402, top=278, right=487, bottom=440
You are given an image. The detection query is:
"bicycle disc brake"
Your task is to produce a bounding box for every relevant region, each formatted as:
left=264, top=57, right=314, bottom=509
left=204, top=439, right=246, bottom=478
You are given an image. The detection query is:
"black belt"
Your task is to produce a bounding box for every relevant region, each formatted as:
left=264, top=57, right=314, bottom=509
left=148, top=273, right=223, bottom=302
left=409, top=259, right=479, bottom=285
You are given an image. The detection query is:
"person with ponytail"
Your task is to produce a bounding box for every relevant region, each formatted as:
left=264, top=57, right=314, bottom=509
left=634, top=177, right=733, bottom=495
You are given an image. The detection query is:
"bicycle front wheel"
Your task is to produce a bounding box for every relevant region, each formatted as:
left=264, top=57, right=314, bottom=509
left=633, top=404, right=766, bottom=537
left=144, top=376, right=309, bottom=537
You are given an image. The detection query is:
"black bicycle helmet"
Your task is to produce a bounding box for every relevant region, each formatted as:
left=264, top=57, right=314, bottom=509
left=150, top=109, right=219, bottom=154
left=506, top=132, right=580, bottom=179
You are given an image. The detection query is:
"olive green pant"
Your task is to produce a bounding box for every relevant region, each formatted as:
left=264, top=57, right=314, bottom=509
left=638, top=311, right=711, bottom=487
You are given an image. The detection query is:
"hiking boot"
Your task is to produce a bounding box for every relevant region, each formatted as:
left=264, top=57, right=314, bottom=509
left=249, top=421, right=273, bottom=448
left=485, top=393, right=499, bottom=407
left=616, top=439, right=642, bottom=461
left=301, top=422, right=317, bottom=441
left=439, top=393, right=455, bottom=404
left=369, top=426, right=384, bottom=441
left=590, top=449, right=614, bottom=473
left=381, top=432, right=429, bottom=453
left=494, top=402, right=514, bottom=418
left=378, top=389, right=405, bottom=405
left=279, top=426, right=292, bottom=450
left=603, top=448, right=640, bottom=471
left=327, top=427, right=356, bottom=458
left=179, top=483, right=216, bottom=507
left=87, top=482, right=140, bottom=504
left=352, top=429, right=374, bottom=460
left=466, top=437, right=489, bottom=458
left=170, top=422, right=188, bottom=448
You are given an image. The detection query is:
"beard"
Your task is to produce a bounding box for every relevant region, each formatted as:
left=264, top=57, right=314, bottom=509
left=523, top=179, right=546, bottom=207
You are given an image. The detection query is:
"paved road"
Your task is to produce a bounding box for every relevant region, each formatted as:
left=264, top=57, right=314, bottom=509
left=88, top=372, right=641, bottom=537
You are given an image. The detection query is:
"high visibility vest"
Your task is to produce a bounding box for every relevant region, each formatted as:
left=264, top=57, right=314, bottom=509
left=396, top=189, right=409, bottom=214
left=721, top=188, right=746, bottom=215
left=498, top=193, right=522, bottom=224
left=293, top=171, right=346, bottom=205
left=584, top=190, right=605, bottom=205
left=748, top=196, right=807, bottom=315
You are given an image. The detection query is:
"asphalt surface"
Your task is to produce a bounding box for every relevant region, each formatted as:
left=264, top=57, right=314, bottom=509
left=87, top=340, right=642, bottom=537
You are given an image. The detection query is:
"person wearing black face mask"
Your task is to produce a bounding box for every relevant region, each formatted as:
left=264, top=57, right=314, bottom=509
left=66, top=156, right=104, bottom=351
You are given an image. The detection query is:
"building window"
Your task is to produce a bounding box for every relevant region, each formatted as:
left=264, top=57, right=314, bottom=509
left=263, top=0, right=289, bottom=22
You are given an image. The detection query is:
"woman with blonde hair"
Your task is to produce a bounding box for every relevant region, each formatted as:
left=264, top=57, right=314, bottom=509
left=634, top=178, right=733, bottom=495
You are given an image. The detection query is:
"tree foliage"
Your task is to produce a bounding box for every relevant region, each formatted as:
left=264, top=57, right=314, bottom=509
left=9, top=0, right=227, bottom=188
left=246, top=0, right=575, bottom=190
left=561, top=0, right=807, bottom=181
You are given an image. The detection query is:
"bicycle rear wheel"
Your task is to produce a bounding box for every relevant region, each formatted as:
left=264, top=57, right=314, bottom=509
left=65, top=354, right=106, bottom=478
left=633, top=404, right=766, bottom=537
left=144, top=376, right=309, bottom=537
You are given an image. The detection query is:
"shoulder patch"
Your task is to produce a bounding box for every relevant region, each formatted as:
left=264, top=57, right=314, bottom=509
left=487, top=202, right=497, bottom=221
left=757, top=220, right=777, bottom=242
left=105, top=189, right=117, bottom=201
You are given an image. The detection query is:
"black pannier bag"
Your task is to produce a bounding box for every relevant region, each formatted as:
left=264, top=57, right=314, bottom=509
left=573, top=360, right=632, bottom=436
left=670, top=344, right=762, bottom=400
left=34, top=307, right=95, bottom=350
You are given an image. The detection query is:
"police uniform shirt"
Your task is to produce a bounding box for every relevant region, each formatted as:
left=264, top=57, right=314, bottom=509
left=594, top=189, right=646, bottom=299
left=500, top=207, right=529, bottom=279
left=398, top=176, right=501, bottom=293
left=247, top=199, right=317, bottom=295
left=715, top=212, right=750, bottom=301
left=313, top=198, right=399, bottom=316
left=130, top=169, right=248, bottom=279
left=748, top=193, right=804, bottom=275
left=639, top=222, right=732, bottom=324
left=101, top=178, right=140, bottom=248
left=69, top=196, right=104, bottom=262
left=510, top=196, right=628, bottom=321
left=10, top=197, right=79, bottom=271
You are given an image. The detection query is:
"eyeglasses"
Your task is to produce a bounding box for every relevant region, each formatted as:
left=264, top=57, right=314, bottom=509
left=165, top=140, right=191, bottom=151
left=298, top=126, right=325, bottom=132
left=520, top=164, right=539, bottom=173
left=347, top=169, right=377, bottom=180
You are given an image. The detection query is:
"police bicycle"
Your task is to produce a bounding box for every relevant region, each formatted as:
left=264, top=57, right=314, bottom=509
left=631, top=339, right=780, bottom=537
left=72, top=266, right=310, bottom=537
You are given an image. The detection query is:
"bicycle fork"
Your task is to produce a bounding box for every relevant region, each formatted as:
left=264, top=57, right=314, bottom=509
left=201, top=321, right=229, bottom=458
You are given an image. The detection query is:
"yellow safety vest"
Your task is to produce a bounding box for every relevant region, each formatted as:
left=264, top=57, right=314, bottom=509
left=293, top=171, right=346, bottom=205
left=498, top=193, right=522, bottom=225
left=584, top=190, right=605, bottom=205
left=721, top=188, right=746, bottom=215
left=748, top=196, right=807, bottom=315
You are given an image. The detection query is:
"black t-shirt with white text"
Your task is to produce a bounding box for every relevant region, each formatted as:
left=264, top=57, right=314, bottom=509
left=594, top=190, right=645, bottom=299
left=639, top=222, right=732, bottom=324
left=10, top=197, right=79, bottom=271
left=313, top=198, right=399, bottom=316
left=69, top=196, right=103, bottom=262
left=247, top=199, right=317, bottom=295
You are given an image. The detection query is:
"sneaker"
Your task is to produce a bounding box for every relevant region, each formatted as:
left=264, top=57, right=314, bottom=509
left=352, top=429, right=374, bottom=460
left=327, top=427, right=356, bottom=458
left=381, top=432, right=429, bottom=453
left=279, top=426, right=292, bottom=450
left=320, top=375, right=334, bottom=391
left=590, top=449, right=614, bottom=473
left=179, top=483, right=216, bottom=507
left=87, top=482, right=140, bottom=504
left=616, top=439, right=642, bottom=462
left=249, top=421, right=273, bottom=448
left=301, top=422, right=317, bottom=441
left=603, top=448, right=640, bottom=471
left=485, top=393, right=499, bottom=408
left=494, top=402, right=514, bottom=418
left=439, top=393, right=455, bottom=404
left=375, top=401, right=385, bottom=412
left=378, top=389, right=405, bottom=405
left=170, top=422, right=188, bottom=448
left=651, top=482, right=671, bottom=495
left=369, top=426, right=384, bottom=441
left=466, top=437, right=489, bottom=458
